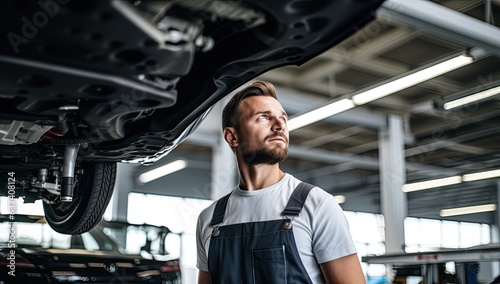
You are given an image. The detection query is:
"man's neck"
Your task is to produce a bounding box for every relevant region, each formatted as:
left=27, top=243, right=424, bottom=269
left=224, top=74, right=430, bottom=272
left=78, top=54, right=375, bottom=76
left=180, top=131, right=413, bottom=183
left=238, top=163, right=285, bottom=191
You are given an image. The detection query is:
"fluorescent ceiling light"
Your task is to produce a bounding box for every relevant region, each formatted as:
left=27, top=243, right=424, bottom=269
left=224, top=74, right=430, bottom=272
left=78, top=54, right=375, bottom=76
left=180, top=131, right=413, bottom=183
left=352, top=55, right=474, bottom=105
left=439, top=204, right=496, bottom=217
left=443, top=85, right=500, bottom=110
left=402, top=168, right=500, bottom=192
left=462, top=168, right=500, bottom=182
left=402, top=176, right=462, bottom=192
left=287, top=98, right=355, bottom=131
left=285, top=53, right=473, bottom=131
left=334, top=195, right=346, bottom=204
left=138, top=159, right=188, bottom=183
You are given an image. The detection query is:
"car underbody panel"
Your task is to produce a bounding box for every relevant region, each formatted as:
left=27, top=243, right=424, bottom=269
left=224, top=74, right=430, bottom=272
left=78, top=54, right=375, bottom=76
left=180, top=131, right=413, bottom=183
left=0, top=0, right=384, bottom=162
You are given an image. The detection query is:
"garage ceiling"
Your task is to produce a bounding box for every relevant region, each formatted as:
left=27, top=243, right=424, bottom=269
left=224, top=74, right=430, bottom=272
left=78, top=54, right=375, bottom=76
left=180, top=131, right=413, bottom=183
left=142, top=0, right=500, bottom=225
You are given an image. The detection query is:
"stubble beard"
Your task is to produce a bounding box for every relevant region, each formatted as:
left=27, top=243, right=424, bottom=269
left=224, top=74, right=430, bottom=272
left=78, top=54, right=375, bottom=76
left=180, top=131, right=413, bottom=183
left=242, top=145, right=288, bottom=165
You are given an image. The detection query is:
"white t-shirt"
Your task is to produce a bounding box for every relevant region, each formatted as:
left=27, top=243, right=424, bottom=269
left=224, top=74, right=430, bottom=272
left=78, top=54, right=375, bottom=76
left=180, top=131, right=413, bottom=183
left=196, top=174, right=357, bottom=283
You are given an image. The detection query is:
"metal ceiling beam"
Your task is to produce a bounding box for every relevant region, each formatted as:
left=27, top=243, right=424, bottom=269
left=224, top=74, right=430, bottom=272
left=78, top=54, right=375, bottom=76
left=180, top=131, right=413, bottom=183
left=405, top=139, right=494, bottom=157
left=288, top=145, right=380, bottom=170
left=292, top=80, right=354, bottom=97
left=344, top=141, right=379, bottom=154
left=294, top=28, right=419, bottom=84
left=259, top=69, right=355, bottom=95
left=353, top=58, right=464, bottom=93
left=299, top=126, right=365, bottom=148
left=288, top=145, right=460, bottom=176
left=440, top=0, right=483, bottom=12
left=412, top=107, right=500, bottom=136
left=378, top=0, right=500, bottom=57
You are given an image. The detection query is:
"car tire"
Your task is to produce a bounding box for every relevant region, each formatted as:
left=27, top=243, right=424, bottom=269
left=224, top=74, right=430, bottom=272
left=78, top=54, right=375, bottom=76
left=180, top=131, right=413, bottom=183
left=43, top=162, right=117, bottom=234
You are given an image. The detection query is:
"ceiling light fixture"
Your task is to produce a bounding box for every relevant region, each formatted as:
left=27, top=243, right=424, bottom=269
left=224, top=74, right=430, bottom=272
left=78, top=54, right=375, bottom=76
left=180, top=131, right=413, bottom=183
left=442, top=82, right=500, bottom=110
left=402, top=168, right=500, bottom=192
left=402, top=176, right=462, bottom=192
left=352, top=54, right=474, bottom=105
left=439, top=204, right=496, bottom=217
left=286, top=53, right=474, bottom=132
left=138, top=159, right=188, bottom=184
left=334, top=195, right=346, bottom=204
left=287, top=98, right=355, bottom=131
left=462, top=168, right=500, bottom=182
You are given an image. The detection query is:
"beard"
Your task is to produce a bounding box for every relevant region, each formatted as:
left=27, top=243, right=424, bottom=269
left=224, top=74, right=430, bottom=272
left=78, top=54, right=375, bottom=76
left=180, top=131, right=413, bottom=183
left=242, top=145, right=288, bottom=165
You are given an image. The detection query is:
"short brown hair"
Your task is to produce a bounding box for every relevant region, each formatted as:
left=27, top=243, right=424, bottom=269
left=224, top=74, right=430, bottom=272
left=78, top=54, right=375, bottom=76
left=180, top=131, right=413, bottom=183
left=222, top=81, right=278, bottom=129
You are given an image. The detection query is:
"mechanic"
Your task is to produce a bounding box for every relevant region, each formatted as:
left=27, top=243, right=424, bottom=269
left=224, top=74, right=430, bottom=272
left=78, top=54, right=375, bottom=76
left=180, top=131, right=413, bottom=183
left=196, top=81, right=365, bottom=283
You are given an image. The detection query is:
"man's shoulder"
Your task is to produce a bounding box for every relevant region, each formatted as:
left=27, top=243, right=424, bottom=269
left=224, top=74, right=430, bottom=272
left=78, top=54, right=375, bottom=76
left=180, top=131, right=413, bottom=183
left=287, top=175, right=327, bottom=197
left=198, top=198, right=218, bottom=222
left=286, top=177, right=333, bottom=207
left=198, top=191, right=234, bottom=222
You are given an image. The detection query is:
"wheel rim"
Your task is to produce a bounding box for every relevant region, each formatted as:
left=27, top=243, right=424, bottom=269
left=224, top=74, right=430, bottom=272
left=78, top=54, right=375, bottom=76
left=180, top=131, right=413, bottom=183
left=45, top=182, right=82, bottom=222
left=43, top=163, right=89, bottom=225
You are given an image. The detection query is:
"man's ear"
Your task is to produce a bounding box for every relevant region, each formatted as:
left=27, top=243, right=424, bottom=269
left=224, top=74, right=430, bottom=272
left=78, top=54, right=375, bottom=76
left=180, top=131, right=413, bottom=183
left=223, top=127, right=238, bottom=147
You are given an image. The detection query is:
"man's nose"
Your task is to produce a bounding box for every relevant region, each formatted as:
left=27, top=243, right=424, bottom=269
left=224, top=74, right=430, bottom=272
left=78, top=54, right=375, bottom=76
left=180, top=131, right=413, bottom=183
left=272, top=117, right=286, bottom=131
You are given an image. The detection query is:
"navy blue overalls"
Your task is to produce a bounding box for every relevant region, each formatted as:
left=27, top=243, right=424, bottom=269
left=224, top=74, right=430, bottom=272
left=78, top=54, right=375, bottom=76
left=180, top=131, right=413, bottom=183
left=207, top=182, right=315, bottom=283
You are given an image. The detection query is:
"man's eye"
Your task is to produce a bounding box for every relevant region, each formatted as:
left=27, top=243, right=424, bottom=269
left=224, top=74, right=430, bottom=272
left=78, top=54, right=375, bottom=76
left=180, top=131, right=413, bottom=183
left=280, top=117, right=287, bottom=122
left=259, top=115, right=268, bottom=119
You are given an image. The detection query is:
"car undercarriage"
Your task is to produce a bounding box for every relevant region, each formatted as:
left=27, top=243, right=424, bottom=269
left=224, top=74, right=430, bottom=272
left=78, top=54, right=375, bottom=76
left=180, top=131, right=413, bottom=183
left=0, top=0, right=385, bottom=234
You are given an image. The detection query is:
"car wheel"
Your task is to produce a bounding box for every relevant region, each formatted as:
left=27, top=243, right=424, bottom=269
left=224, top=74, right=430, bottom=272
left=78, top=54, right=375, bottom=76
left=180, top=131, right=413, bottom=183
left=43, top=162, right=117, bottom=234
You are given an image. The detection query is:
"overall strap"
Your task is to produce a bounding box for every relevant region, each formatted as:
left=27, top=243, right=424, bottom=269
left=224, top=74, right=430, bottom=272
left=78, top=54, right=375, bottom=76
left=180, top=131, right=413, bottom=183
left=282, top=182, right=315, bottom=216
left=209, top=192, right=231, bottom=226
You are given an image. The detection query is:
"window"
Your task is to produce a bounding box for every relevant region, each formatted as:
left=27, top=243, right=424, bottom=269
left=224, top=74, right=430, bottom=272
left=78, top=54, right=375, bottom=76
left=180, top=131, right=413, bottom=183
left=404, top=217, right=490, bottom=252
left=345, top=212, right=491, bottom=280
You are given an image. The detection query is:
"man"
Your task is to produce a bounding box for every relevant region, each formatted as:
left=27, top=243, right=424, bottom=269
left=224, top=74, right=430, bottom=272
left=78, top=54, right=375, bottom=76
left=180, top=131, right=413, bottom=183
left=196, top=81, right=365, bottom=283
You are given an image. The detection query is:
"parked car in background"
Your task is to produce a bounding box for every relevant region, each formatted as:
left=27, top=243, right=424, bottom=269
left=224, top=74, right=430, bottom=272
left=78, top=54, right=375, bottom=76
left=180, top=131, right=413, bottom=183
left=0, top=214, right=181, bottom=283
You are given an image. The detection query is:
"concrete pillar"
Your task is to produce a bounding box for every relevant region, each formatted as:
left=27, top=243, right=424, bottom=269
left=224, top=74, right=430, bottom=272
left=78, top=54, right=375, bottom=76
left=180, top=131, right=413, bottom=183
left=110, top=162, right=136, bottom=222
left=378, top=114, right=407, bottom=253
left=491, top=180, right=500, bottom=277
left=210, top=97, right=238, bottom=200
left=494, top=179, right=500, bottom=243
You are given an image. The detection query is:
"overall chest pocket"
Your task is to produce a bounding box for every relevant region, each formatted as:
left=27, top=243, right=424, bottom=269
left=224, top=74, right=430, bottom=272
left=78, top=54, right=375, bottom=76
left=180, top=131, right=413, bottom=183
left=252, top=246, right=286, bottom=284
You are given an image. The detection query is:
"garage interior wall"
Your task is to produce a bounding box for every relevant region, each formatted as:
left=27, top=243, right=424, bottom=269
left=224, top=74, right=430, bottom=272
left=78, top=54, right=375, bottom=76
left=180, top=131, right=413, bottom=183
left=110, top=1, right=500, bottom=282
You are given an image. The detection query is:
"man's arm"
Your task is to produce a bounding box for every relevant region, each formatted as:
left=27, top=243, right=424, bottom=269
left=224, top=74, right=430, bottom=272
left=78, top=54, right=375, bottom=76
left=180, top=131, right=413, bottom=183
left=198, top=270, right=211, bottom=284
left=320, top=253, right=366, bottom=284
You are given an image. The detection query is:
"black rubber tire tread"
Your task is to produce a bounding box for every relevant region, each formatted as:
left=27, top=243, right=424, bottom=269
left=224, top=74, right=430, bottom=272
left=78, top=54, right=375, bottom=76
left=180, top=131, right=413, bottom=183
left=43, top=162, right=117, bottom=234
